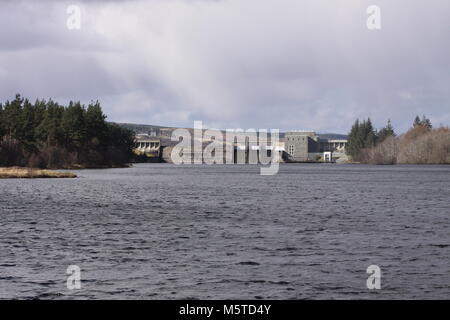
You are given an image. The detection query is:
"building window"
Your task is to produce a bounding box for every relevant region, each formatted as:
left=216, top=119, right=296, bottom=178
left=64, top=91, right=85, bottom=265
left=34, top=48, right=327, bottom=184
left=289, top=145, right=294, bottom=155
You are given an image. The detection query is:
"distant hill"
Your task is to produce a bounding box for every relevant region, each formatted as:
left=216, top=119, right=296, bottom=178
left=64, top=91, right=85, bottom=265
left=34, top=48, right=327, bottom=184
left=114, top=122, right=170, bottom=133
left=317, top=133, right=348, bottom=140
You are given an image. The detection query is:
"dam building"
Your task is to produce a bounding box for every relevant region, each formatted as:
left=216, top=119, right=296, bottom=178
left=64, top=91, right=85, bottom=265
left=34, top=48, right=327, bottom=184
left=133, top=134, right=161, bottom=160
left=284, top=131, right=348, bottom=163
left=132, top=131, right=347, bottom=163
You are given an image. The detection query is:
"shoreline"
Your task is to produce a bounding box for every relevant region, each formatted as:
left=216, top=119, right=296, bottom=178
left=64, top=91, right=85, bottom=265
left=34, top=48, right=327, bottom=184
left=0, top=167, right=77, bottom=179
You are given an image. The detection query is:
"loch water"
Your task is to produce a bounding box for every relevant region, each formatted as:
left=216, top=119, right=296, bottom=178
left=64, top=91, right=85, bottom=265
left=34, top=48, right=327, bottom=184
left=1, top=163, right=449, bottom=299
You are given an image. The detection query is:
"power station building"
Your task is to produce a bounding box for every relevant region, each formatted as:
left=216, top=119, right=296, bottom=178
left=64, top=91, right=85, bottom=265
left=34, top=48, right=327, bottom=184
left=284, top=131, right=347, bottom=162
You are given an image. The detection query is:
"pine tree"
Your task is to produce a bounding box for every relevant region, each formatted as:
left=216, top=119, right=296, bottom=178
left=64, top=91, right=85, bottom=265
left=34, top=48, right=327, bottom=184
left=3, top=94, right=23, bottom=139
left=17, top=98, right=38, bottom=152
left=36, top=99, right=64, bottom=146
left=85, top=101, right=108, bottom=146
left=0, top=102, right=4, bottom=139
left=421, top=115, right=432, bottom=129
left=346, top=118, right=378, bottom=160
left=377, top=119, right=396, bottom=143
left=61, top=101, right=87, bottom=152
left=1, top=94, right=135, bottom=168
left=364, top=118, right=377, bottom=147
left=413, top=115, right=421, bottom=128
left=346, top=119, right=360, bottom=159
left=413, top=115, right=432, bottom=129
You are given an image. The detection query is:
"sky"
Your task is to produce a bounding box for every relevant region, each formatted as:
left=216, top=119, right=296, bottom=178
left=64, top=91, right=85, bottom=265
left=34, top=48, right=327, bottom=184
left=0, top=0, right=449, bottom=133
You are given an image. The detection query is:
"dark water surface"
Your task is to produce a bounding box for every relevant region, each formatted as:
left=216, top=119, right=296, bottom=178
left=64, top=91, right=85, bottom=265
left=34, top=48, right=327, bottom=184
left=1, top=163, right=449, bottom=299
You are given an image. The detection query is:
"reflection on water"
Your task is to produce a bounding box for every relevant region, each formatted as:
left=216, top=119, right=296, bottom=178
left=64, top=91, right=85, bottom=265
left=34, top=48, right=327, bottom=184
left=0, top=163, right=449, bottom=299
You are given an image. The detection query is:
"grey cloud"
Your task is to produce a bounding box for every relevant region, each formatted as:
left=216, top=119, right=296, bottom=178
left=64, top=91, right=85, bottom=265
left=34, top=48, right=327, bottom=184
left=0, top=0, right=449, bottom=133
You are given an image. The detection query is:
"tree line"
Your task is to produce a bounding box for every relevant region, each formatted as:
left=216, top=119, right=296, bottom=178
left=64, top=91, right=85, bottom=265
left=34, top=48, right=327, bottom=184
left=346, top=118, right=396, bottom=161
left=347, top=115, right=450, bottom=164
left=0, top=94, right=135, bottom=168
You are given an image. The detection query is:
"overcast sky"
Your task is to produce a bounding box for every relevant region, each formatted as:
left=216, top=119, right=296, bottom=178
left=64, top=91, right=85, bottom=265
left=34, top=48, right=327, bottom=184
left=0, top=0, right=449, bottom=133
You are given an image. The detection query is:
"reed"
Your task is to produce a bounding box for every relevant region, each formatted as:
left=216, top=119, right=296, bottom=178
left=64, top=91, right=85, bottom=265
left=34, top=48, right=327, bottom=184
left=0, top=167, right=77, bottom=179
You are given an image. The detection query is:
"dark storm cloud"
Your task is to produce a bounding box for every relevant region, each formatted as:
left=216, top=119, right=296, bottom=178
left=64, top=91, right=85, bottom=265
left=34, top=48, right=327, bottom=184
left=0, top=0, right=449, bottom=132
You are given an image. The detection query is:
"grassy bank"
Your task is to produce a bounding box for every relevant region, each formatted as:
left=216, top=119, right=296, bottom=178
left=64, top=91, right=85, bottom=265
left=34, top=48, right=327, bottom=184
left=0, top=167, right=77, bottom=179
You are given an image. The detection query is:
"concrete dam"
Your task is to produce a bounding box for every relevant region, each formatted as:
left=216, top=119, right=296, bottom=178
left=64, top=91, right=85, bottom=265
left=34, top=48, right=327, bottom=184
left=132, top=128, right=348, bottom=164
